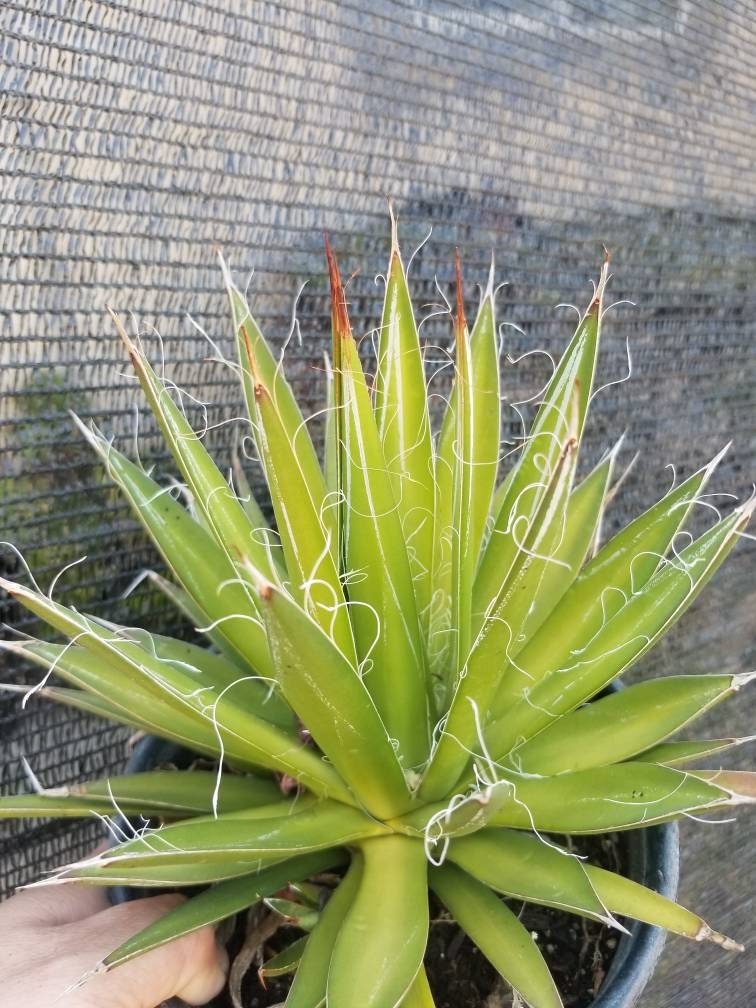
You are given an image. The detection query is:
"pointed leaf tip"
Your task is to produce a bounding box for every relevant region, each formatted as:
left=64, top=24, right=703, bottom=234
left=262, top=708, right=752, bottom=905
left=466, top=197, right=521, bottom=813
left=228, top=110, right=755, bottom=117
left=107, top=307, right=135, bottom=356
left=454, top=249, right=466, bottom=334
left=587, top=255, right=611, bottom=316
left=0, top=576, right=19, bottom=596
left=484, top=252, right=495, bottom=301
left=325, top=237, right=351, bottom=339
left=697, top=925, right=745, bottom=953
left=388, top=196, right=398, bottom=254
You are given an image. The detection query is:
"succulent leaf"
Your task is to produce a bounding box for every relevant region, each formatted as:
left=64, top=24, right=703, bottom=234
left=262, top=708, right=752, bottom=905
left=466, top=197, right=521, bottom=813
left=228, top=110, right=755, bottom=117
left=431, top=256, right=500, bottom=691
left=447, top=829, right=616, bottom=925
left=255, top=577, right=412, bottom=818
left=635, top=736, right=756, bottom=767
left=374, top=211, right=436, bottom=642
left=224, top=275, right=331, bottom=544
left=108, top=310, right=281, bottom=585
left=49, top=802, right=384, bottom=883
left=489, top=447, right=729, bottom=724
left=326, top=240, right=429, bottom=770
left=421, top=383, right=580, bottom=799
left=431, top=863, right=563, bottom=1008
left=584, top=864, right=743, bottom=951
left=0, top=770, right=279, bottom=820
left=100, top=851, right=342, bottom=971
left=327, top=836, right=428, bottom=1008
left=485, top=763, right=742, bottom=832
left=486, top=501, right=753, bottom=760
left=260, top=936, right=310, bottom=981
left=515, top=446, right=617, bottom=646
left=285, top=854, right=363, bottom=1008
left=72, top=422, right=275, bottom=677
left=235, top=305, right=354, bottom=659
left=513, top=674, right=747, bottom=775
left=399, top=968, right=437, bottom=1007
left=473, top=259, right=609, bottom=619
left=1, top=581, right=350, bottom=800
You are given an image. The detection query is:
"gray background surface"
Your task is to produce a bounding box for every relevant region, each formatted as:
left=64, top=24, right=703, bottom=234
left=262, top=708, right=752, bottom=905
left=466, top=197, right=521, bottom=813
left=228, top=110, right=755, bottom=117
left=1, top=2, right=754, bottom=1005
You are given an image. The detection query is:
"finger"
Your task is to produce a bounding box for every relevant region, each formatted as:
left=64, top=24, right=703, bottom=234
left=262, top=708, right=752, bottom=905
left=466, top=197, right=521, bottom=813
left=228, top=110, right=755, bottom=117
left=61, top=895, right=228, bottom=1008
left=9, top=880, right=109, bottom=926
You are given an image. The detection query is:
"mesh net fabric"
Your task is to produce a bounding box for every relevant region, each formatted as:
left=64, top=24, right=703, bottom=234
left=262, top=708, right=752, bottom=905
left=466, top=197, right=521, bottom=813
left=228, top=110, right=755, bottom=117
left=0, top=1, right=754, bottom=1002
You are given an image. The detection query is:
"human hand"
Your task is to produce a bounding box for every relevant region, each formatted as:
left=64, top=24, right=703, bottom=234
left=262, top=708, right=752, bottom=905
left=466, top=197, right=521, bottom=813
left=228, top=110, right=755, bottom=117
left=0, top=881, right=228, bottom=1008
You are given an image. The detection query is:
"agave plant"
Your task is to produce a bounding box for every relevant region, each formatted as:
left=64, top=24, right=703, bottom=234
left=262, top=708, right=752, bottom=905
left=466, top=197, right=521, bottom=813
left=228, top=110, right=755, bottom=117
left=1, top=214, right=754, bottom=1008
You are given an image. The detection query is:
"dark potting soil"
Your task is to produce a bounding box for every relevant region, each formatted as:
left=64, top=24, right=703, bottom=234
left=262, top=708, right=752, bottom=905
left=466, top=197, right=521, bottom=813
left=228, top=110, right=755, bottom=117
left=203, top=833, right=623, bottom=1008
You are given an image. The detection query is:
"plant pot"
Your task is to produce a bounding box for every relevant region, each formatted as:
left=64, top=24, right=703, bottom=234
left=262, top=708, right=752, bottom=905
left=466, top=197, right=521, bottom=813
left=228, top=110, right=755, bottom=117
left=110, top=734, right=679, bottom=1008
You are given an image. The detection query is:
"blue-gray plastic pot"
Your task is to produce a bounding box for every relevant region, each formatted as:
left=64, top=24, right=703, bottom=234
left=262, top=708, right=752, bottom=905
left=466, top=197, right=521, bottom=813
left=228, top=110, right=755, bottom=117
left=592, top=819, right=678, bottom=1008
left=107, top=735, right=188, bottom=907
left=109, top=734, right=679, bottom=1008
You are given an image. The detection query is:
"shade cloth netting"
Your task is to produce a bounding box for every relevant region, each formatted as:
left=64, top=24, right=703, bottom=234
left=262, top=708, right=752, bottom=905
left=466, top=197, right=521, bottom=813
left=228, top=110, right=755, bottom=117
left=0, top=2, right=754, bottom=1003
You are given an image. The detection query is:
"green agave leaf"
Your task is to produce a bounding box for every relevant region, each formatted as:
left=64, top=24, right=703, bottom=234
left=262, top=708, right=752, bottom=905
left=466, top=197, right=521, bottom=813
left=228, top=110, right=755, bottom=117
left=0, top=582, right=350, bottom=802
left=395, top=778, right=518, bottom=844
left=514, top=445, right=618, bottom=648
left=109, top=309, right=281, bottom=584
left=264, top=896, right=320, bottom=931
left=373, top=211, right=435, bottom=642
left=237, top=311, right=355, bottom=661
left=484, top=763, right=742, bottom=833
left=326, top=240, right=429, bottom=771
left=448, top=258, right=476, bottom=681
left=253, top=577, right=411, bottom=819
left=260, top=935, right=309, bottom=980
left=53, top=859, right=298, bottom=888
left=0, top=682, right=181, bottom=746
left=692, top=770, right=756, bottom=801
left=431, top=863, right=563, bottom=1008
left=143, top=569, right=251, bottom=672
left=635, top=736, right=756, bottom=767
left=72, top=418, right=276, bottom=680
left=92, top=618, right=293, bottom=730
left=47, top=861, right=281, bottom=888
left=0, top=770, right=279, bottom=820
left=144, top=567, right=209, bottom=629
left=1, top=640, right=225, bottom=760
left=323, top=350, right=339, bottom=505
left=489, top=457, right=517, bottom=526
left=286, top=879, right=323, bottom=908
left=48, top=805, right=322, bottom=887
left=230, top=445, right=274, bottom=545
left=50, top=802, right=385, bottom=882
left=223, top=268, right=333, bottom=546
left=490, top=446, right=729, bottom=724
left=328, top=836, right=428, bottom=1008
left=285, top=854, right=363, bottom=1008
left=487, top=499, right=754, bottom=760
left=421, top=387, right=580, bottom=801
left=447, top=829, right=615, bottom=925
left=584, top=863, right=743, bottom=951
left=327, top=280, right=346, bottom=564
left=513, top=673, right=750, bottom=775
left=470, top=377, right=581, bottom=640
left=100, top=851, right=342, bottom=971
left=431, top=258, right=500, bottom=688
left=399, top=968, right=436, bottom=1007
left=448, top=256, right=501, bottom=675
left=474, top=259, right=609, bottom=618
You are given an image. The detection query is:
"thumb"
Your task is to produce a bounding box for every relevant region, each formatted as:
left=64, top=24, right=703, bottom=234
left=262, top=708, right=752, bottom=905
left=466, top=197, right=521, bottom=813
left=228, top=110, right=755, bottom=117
left=63, top=894, right=228, bottom=1008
